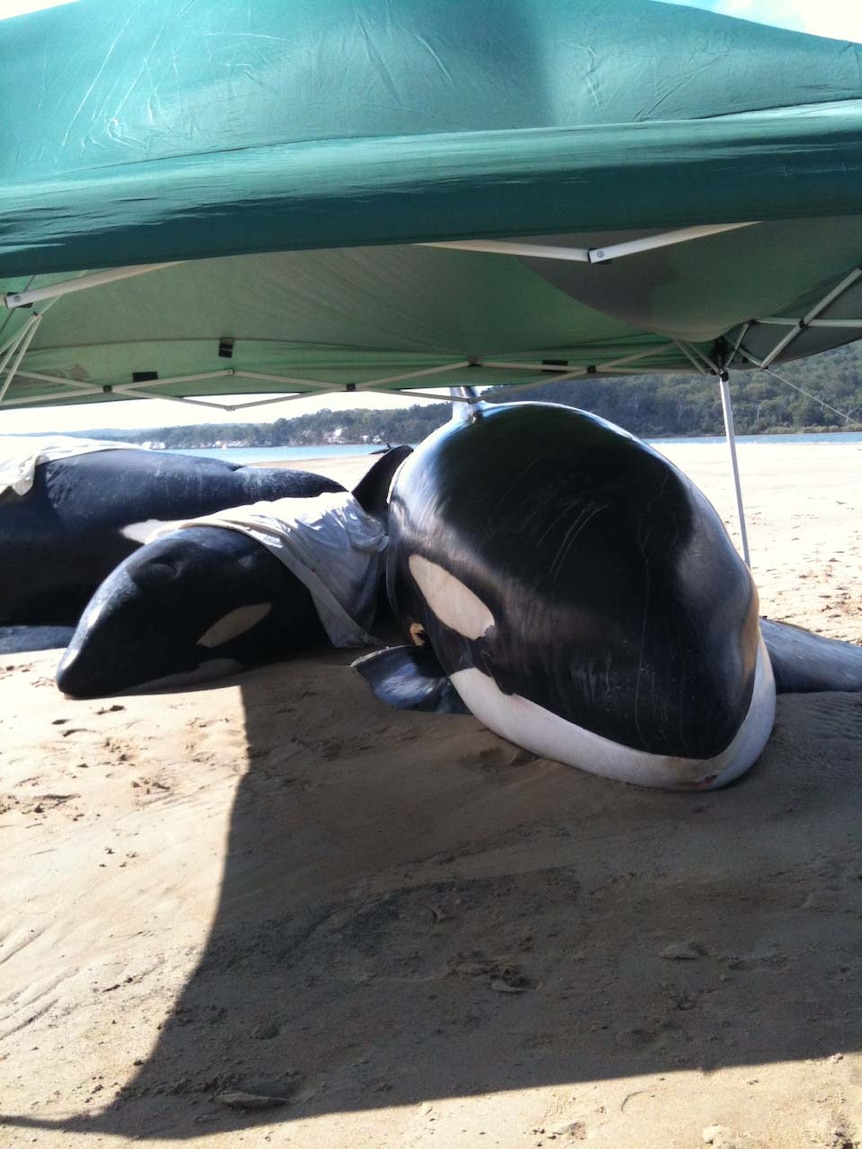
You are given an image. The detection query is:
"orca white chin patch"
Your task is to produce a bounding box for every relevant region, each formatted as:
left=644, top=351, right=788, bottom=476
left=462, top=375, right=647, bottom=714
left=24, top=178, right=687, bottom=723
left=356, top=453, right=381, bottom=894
left=449, top=639, right=776, bottom=791
left=196, top=603, right=273, bottom=649
left=408, top=555, right=495, bottom=640
left=120, top=519, right=183, bottom=544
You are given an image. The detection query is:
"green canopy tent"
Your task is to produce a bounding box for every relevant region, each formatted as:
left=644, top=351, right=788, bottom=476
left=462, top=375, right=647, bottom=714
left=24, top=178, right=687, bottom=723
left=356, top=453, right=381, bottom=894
left=2, top=0, right=862, bottom=559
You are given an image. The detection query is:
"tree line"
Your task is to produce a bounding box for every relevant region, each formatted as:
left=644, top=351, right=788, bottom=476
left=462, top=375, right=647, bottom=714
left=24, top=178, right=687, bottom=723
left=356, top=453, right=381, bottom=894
left=94, top=342, right=862, bottom=447
left=496, top=342, right=862, bottom=438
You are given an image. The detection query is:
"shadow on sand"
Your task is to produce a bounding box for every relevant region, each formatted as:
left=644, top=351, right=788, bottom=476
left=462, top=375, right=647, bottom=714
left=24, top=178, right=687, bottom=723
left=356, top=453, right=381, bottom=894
left=4, top=650, right=861, bottom=1139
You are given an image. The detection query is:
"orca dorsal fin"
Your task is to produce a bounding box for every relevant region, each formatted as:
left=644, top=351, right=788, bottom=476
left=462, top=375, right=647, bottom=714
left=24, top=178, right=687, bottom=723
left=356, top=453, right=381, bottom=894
left=352, top=644, right=471, bottom=714
left=351, top=446, right=413, bottom=518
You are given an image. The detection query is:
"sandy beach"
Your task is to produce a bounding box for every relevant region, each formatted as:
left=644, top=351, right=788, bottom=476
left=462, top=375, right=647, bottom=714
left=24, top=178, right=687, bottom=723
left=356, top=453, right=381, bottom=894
left=0, top=439, right=860, bottom=1148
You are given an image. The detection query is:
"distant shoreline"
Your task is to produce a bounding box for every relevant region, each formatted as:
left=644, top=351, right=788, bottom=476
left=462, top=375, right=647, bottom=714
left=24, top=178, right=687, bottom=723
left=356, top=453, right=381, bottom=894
left=165, top=430, right=862, bottom=468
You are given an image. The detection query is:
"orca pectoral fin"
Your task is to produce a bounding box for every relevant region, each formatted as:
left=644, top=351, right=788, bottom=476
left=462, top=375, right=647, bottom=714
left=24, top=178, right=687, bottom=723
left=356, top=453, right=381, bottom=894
left=761, top=618, right=862, bottom=693
left=352, top=645, right=471, bottom=714
left=0, top=625, right=76, bottom=654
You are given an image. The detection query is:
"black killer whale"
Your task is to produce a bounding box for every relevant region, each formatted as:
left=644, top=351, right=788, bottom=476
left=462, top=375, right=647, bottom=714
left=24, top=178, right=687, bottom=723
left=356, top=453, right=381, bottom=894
left=0, top=444, right=350, bottom=627
left=0, top=444, right=350, bottom=642
left=55, top=448, right=411, bottom=698
left=355, top=402, right=862, bottom=791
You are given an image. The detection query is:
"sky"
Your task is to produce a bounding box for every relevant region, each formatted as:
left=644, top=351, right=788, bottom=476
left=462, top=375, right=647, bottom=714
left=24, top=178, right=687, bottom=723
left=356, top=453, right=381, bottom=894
left=662, top=0, right=862, bottom=41
left=1, top=0, right=860, bottom=436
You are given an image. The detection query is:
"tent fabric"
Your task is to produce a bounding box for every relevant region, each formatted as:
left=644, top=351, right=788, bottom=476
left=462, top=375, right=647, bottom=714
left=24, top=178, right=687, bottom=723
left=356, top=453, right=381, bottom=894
left=1, top=0, right=862, bottom=414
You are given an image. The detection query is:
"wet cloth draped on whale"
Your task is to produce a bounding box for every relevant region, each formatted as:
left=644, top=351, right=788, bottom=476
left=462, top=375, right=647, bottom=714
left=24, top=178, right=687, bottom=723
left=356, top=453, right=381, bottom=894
left=0, top=436, right=148, bottom=498
left=355, top=402, right=862, bottom=792
left=150, top=492, right=387, bottom=646
left=55, top=447, right=412, bottom=698
left=56, top=494, right=385, bottom=697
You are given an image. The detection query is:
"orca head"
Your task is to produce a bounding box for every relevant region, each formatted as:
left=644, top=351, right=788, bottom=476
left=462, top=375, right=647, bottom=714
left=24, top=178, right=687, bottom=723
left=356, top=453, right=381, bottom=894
left=56, top=527, right=285, bottom=698
left=380, top=402, right=775, bottom=790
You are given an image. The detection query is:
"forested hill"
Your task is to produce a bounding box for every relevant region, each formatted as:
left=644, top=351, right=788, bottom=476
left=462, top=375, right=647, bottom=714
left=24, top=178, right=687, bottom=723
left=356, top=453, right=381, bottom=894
left=91, top=343, right=861, bottom=448
left=492, top=341, right=862, bottom=439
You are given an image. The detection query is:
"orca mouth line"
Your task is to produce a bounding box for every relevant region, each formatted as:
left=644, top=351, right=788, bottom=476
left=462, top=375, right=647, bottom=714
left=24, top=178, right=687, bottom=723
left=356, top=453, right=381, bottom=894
left=398, top=591, right=758, bottom=765
left=446, top=638, right=777, bottom=791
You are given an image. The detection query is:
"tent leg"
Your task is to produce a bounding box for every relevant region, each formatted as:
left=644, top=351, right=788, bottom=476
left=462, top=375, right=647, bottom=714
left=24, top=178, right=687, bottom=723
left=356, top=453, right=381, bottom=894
left=718, top=369, right=751, bottom=567
left=449, top=385, right=479, bottom=402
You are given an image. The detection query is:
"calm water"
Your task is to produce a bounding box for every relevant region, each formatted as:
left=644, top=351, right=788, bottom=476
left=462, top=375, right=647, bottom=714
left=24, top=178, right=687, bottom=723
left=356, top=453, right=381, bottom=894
left=174, top=432, right=862, bottom=466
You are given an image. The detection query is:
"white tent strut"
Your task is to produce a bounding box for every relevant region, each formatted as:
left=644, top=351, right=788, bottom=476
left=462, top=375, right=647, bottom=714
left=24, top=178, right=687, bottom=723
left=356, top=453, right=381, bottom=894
left=675, top=342, right=751, bottom=568
left=717, top=368, right=751, bottom=568
left=759, top=265, right=862, bottom=368
left=0, top=313, right=43, bottom=404
left=419, top=221, right=759, bottom=265
left=1, top=344, right=694, bottom=412
left=3, top=262, right=186, bottom=310
left=2, top=220, right=763, bottom=315
left=673, top=339, right=710, bottom=375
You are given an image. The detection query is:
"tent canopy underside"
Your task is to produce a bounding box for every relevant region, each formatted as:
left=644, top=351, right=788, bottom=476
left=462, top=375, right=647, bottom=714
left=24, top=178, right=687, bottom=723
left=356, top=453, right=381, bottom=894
left=3, top=221, right=862, bottom=413
left=1, top=0, right=862, bottom=413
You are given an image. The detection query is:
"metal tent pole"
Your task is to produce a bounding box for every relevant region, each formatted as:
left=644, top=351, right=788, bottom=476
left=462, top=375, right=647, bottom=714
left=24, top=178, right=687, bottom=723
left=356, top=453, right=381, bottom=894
left=4, top=262, right=184, bottom=310
left=717, top=368, right=751, bottom=567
